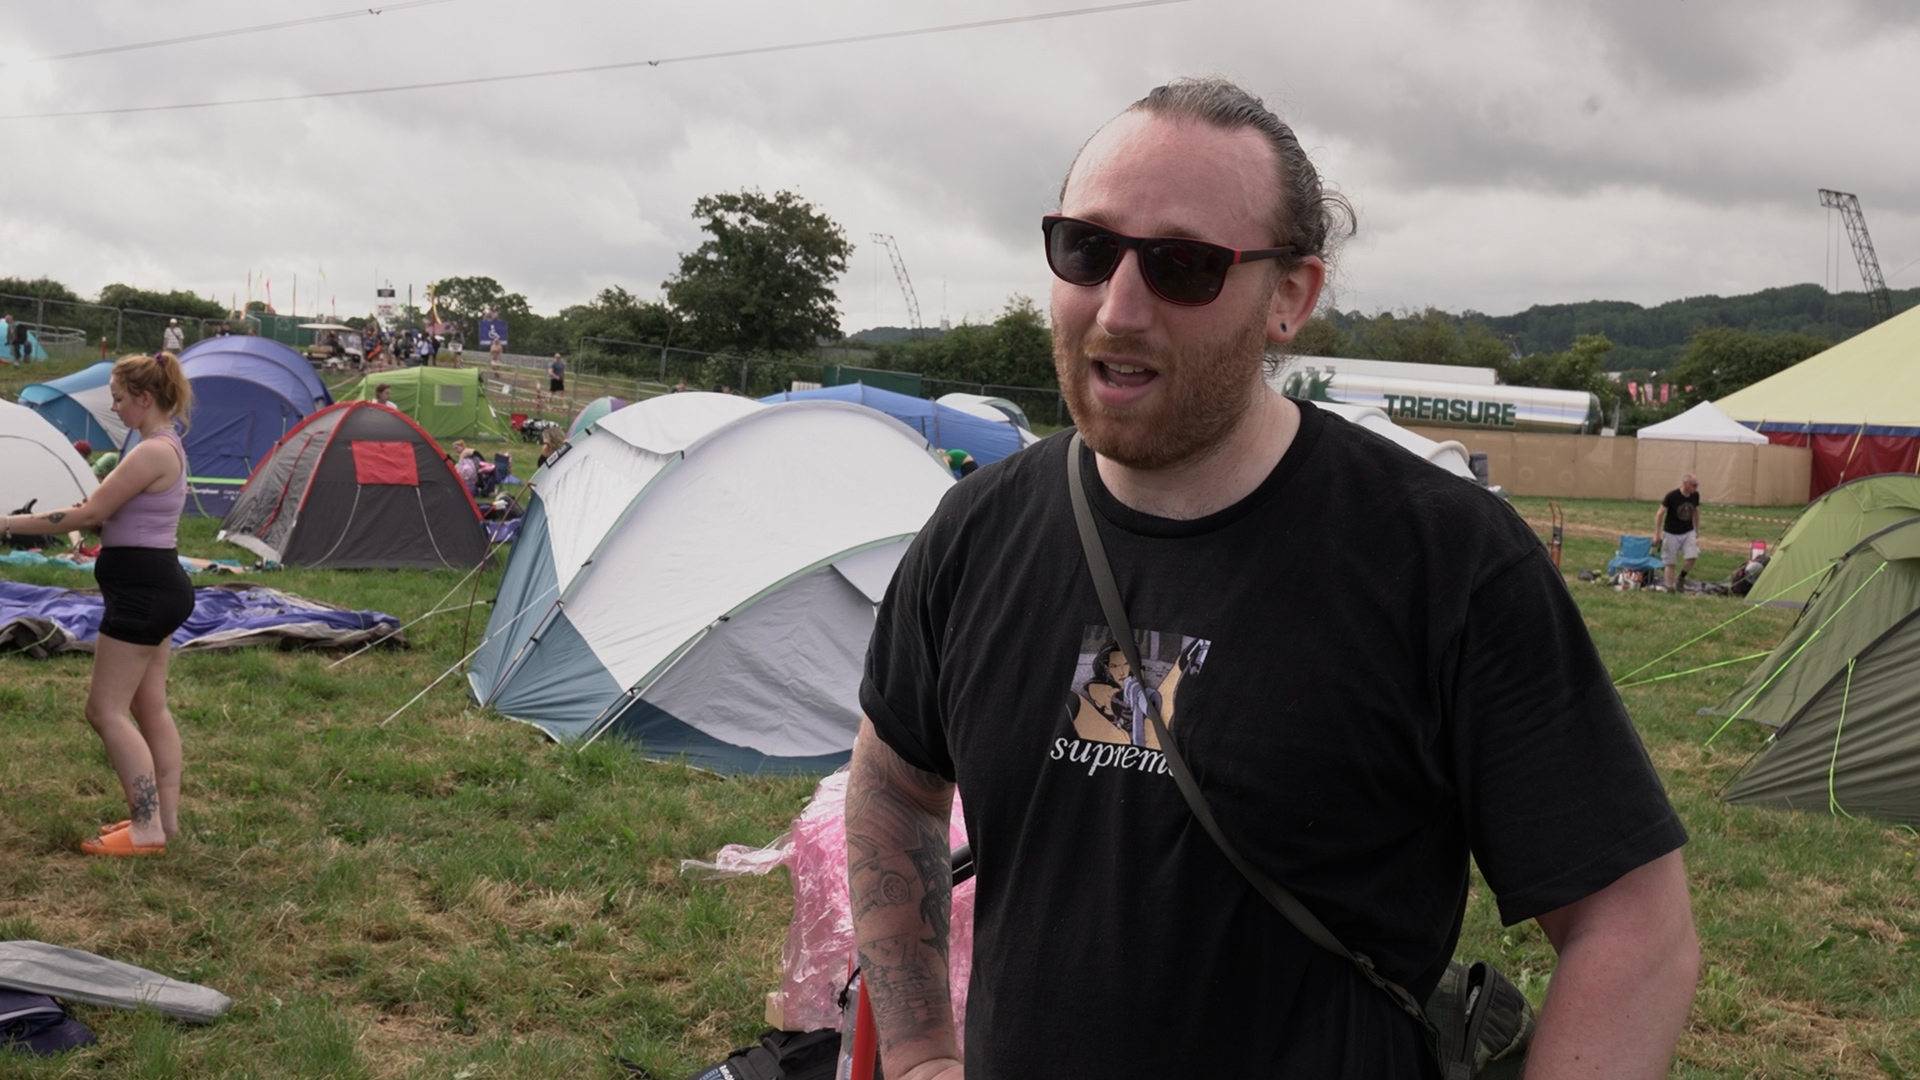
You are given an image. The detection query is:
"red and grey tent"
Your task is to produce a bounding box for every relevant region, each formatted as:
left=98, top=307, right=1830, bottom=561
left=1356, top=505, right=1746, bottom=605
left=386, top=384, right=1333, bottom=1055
left=219, top=401, right=488, bottom=569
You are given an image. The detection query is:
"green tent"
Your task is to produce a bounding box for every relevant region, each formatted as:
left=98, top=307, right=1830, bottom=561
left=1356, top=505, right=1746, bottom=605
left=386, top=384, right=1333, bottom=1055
left=1718, top=517, right=1920, bottom=824
left=343, top=367, right=505, bottom=441
left=1747, top=474, right=1920, bottom=607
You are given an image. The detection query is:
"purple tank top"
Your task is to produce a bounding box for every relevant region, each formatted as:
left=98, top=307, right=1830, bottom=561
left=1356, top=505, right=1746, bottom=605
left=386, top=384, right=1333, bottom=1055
left=101, top=429, right=187, bottom=549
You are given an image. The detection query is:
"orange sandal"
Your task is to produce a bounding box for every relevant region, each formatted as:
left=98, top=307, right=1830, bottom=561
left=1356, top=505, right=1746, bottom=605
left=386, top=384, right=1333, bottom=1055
left=99, top=820, right=131, bottom=836
left=80, top=829, right=166, bottom=857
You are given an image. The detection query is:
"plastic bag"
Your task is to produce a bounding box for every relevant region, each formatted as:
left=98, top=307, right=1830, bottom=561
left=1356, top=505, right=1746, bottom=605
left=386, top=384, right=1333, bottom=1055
left=684, top=768, right=975, bottom=1045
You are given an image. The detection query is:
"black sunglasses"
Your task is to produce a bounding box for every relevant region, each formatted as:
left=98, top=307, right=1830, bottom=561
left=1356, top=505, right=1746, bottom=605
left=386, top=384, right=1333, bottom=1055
left=1042, top=214, right=1297, bottom=307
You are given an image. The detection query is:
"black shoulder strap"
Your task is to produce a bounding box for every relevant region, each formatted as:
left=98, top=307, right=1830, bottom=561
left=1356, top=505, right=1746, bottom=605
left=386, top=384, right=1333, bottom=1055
left=1065, top=432, right=1430, bottom=1026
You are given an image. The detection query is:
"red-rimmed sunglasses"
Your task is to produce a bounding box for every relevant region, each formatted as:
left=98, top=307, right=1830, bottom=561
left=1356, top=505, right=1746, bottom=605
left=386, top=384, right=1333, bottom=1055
left=1042, top=214, right=1297, bottom=306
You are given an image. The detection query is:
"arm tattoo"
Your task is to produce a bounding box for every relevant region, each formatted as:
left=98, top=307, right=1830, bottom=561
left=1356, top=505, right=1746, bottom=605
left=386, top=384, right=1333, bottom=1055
left=848, top=730, right=958, bottom=1054
left=46, top=511, right=66, bottom=524
left=130, top=773, right=159, bottom=825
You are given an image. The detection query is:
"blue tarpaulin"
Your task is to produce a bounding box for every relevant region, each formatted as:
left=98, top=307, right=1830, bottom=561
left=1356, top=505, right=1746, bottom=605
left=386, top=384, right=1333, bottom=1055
left=757, top=384, right=1024, bottom=464
left=0, top=580, right=403, bottom=657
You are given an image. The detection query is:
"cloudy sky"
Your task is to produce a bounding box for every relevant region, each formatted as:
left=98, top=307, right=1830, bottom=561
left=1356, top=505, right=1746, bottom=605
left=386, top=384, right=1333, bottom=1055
left=1, top=0, right=1914, bottom=334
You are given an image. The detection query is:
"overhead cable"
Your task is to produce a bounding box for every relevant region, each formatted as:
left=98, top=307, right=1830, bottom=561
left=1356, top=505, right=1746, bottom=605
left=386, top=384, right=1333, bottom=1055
left=0, top=0, right=462, bottom=68
left=0, top=0, right=1192, bottom=121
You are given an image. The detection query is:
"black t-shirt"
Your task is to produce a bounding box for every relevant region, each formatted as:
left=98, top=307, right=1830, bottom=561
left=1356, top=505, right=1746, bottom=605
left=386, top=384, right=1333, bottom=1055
left=1662, top=489, right=1700, bottom=535
left=861, top=400, right=1686, bottom=1079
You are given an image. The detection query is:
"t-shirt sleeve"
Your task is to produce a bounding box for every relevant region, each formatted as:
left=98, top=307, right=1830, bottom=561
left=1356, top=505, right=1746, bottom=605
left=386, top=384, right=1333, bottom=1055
left=1447, top=548, right=1688, bottom=925
left=860, top=516, right=957, bottom=781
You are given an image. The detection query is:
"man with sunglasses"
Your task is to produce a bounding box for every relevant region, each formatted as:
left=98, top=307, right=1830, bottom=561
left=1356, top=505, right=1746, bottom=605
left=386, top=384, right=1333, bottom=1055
left=850, top=77, right=1697, bottom=1079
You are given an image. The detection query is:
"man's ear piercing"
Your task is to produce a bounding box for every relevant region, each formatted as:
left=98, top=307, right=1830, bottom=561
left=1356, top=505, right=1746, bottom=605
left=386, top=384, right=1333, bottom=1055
left=1281, top=322, right=1288, bottom=332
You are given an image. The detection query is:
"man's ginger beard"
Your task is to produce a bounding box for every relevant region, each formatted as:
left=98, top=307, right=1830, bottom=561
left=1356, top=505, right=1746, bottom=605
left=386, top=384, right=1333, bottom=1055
left=1054, top=297, right=1273, bottom=471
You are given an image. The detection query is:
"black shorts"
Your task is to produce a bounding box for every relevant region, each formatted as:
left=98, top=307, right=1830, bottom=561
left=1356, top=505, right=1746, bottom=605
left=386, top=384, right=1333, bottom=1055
left=95, top=547, right=195, bottom=647
left=549, top=377, right=565, bottom=392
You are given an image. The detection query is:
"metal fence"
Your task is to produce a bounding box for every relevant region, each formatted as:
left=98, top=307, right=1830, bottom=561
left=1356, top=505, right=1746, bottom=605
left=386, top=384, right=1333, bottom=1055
left=0, top=291, right=234, bottom=360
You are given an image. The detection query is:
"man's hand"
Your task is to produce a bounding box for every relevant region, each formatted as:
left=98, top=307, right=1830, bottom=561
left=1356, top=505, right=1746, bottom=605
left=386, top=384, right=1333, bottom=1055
left=847, top=718, right=962, bottom=1078
left=1526, top=850, right=1698, bottom=1079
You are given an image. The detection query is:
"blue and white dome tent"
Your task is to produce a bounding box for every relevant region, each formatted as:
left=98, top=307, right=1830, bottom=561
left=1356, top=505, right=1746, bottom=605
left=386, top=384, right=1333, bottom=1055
left=469, top=393, right=955, bottom=775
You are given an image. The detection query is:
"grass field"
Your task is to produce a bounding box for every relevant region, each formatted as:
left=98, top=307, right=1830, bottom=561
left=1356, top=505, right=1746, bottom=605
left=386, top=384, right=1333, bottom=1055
left=4, top=358, right=1918, bottom=1076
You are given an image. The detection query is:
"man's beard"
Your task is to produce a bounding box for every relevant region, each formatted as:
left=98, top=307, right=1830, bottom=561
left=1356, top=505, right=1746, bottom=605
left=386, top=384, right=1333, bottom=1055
left=1053, top=300, right=1271, bottom=471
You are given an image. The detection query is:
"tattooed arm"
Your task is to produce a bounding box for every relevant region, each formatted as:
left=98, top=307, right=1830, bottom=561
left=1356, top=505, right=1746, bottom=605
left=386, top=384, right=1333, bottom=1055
left=847, top=717, right=964, bottom=1080
left=2, top=438, right=178, bottom=536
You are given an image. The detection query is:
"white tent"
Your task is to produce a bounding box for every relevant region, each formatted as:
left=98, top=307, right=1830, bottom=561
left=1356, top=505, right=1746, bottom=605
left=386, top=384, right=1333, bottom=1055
left=0, top=399, right=98, bottom=517
left=469, top=394, right=955, bottom=773
left=935, top=392, right=1042, bottom=446
left=1313, top=401, right=1478, bottom=480
left=1636, top=401, right=1769, bottom=444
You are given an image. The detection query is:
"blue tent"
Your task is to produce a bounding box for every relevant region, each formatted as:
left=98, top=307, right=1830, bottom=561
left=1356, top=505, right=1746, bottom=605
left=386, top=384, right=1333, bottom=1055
left=178, top=336, right=331, bottom=412
left=18, top=361, right=127, bottom=450
left=757, top=383, right=1024, bottom=464
left=0, top=319, right=49, bottom=362
left=151, top=347, right=327, bottom=516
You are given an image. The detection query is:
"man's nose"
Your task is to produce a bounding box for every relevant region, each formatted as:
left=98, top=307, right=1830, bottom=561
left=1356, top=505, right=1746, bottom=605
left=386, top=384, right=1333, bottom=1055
left=1096, top=249, right=1158, bottom=337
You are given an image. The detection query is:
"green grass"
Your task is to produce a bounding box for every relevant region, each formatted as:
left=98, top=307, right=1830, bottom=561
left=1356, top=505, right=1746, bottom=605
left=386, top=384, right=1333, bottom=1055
left=6, top=355, right=1918, bottom=1075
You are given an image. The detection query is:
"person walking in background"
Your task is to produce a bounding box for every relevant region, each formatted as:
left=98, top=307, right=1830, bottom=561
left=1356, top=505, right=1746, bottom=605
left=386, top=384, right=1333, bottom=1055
left=161, top=319, right=185, bottom=354
left=548, top=353, right=566, bottom=398
left=488, top=335, right=503, bottom=372
left=373, top=383, right=397, bottom=409
left=7, top=315, right=29, bottom=361
left=1655, top=472, right=1702, bottom=592
left=1, top=353, right=197, bottom=856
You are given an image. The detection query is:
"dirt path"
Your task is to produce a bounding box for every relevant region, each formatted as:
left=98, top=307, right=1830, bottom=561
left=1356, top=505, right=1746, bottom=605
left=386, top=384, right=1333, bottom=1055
left=1517, top=516, right=1758, bottom=556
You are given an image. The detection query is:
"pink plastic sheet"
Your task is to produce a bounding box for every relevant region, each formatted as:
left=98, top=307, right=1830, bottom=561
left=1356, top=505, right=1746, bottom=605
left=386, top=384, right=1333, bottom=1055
left=685, top=769, right=974, bottom=1044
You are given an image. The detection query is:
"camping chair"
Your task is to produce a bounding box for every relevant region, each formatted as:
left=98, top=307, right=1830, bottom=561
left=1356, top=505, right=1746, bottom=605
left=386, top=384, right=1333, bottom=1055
left=492, top=452, right=523, bottom=487
left=1606, top=535, right=1668, bottom=585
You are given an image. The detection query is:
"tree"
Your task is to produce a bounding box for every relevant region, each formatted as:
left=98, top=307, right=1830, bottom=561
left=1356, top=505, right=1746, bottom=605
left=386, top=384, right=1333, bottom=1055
left=429, top=276, right=533, bottom=323
left=663, top=190, right=853, bottom=355
left=1345, top=307, right=1511, bottom=369
left=1666, top=327, right=1829, bottom=405
left=1498, top=332, right=1617, bottom=401
left=95, top=284, right=224, bottom=320
left=1284, top=316, right=1350, bottom=357
left=874, top=296, right=1054, bottom=388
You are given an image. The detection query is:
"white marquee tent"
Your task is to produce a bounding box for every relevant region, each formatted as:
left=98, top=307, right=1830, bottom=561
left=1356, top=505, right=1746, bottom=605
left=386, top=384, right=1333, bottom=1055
left=1636, top=401, right=1769, bottom=444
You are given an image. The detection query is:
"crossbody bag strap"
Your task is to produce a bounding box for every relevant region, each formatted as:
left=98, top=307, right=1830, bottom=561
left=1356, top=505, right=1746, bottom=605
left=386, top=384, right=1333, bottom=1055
left=1065, top=433, right=1430, bottom=1027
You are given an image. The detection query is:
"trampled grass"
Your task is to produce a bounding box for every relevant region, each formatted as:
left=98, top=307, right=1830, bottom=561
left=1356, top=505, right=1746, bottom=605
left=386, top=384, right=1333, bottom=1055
left=3, top=362, right=1917, bottom=1076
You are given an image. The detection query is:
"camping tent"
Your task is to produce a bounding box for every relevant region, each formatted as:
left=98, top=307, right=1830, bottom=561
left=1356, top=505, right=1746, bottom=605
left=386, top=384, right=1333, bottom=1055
left=936, top=392, right=1033, bottom=430
left=157, top=344, right=331, bottom=516
left=0, top=399, right=97, bottom=517
left=219, top=401, right=487, bottom=569
left=760, top=384, right=1025, bottom=464
left=568, top=396, right=627, bottom=438
left=178, top=336, right=331, bottom=412
left=17, top=362, right=128, bottom=450
left=341, top=368, right=504, bottom=440
left=0, top=319, right=50, bottom=362
left=1745, top=474, right=1920, bottom=606
left=1636, top=401, right=1769, bottom=444
left=1313, top=401, right=1477, bottom=480
left=1718, top=517, right=1920, bottom=824
left=1716, top=303, right=1920, bottom=498
left=469, top=394, right=953, bottom=774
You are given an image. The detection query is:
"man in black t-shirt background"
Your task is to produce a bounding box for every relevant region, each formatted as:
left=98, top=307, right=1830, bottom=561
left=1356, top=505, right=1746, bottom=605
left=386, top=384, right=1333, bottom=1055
left=848, top=78, right=1698, bottom=1079
left=1655, top=473, right=1702, bottom=592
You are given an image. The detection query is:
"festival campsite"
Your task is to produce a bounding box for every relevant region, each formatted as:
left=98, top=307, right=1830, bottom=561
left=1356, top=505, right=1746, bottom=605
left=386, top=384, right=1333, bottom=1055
left=2, top=24, right=1917, bottom=1066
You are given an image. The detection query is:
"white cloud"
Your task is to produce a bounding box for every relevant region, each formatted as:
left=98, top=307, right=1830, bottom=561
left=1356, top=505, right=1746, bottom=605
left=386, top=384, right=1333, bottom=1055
left=0, top=0, right=1912, bottom=331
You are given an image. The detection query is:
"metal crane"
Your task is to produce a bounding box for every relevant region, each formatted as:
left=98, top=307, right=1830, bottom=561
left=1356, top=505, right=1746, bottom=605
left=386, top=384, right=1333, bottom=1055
left=1819, top=189, right=1894, bottom=325
left=870, top=233, right=924, bottom=337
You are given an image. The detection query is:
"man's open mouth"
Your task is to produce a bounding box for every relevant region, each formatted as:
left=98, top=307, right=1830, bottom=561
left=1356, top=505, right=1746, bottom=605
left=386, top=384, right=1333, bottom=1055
left=1094, top=360, right=1158, bottom=389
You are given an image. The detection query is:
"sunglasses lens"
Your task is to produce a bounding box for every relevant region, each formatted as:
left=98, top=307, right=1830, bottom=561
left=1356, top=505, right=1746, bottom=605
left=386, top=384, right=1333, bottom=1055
left=1142, top=239, right=1232, bottom=305
left=1047, top=219, right=1122, bottom=286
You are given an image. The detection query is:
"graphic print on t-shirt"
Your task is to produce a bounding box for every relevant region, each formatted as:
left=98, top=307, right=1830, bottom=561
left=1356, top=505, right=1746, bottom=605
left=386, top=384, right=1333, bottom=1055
left=1065, top=623, right=1209, bottom=748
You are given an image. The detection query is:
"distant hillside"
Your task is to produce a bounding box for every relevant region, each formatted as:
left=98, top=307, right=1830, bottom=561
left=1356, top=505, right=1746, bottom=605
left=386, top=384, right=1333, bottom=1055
left=1330, top=284, right=1920, bottom=372
left=846, top=325, right=948, bottom=345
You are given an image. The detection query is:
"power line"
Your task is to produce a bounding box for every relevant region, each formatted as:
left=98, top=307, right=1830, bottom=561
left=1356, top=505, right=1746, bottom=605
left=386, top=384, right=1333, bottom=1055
left=0, top=0, right=462, bottom=68
left=0, top=0, right=1192, bottom=121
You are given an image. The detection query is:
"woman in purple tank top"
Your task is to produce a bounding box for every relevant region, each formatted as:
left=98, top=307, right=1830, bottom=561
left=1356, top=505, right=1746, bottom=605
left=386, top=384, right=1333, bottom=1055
left=1, top=352, right=195, bottom=856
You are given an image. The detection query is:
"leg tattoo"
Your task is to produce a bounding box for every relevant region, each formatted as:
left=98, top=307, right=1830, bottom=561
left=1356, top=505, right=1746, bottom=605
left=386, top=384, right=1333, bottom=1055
left=130, top=773, right=159, bottom=825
